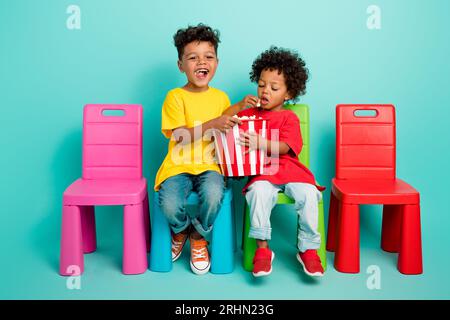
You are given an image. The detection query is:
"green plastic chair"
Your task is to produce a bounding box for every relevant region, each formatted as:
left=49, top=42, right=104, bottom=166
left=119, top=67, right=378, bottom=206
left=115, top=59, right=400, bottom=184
left=242, top=104, right=327, bottom=271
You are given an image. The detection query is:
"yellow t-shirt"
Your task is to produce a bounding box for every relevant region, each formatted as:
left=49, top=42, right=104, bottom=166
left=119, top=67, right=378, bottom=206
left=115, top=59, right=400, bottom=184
left=154, top=87, right=231, bottom=191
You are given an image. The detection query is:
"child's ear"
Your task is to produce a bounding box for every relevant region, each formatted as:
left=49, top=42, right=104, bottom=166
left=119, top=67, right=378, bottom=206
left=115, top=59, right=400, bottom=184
left=177, top=60, right=184, bottom=73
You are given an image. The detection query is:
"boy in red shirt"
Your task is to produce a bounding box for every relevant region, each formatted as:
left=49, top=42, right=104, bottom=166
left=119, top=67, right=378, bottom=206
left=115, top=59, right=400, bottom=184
left=225, top=47, right=325, bottom=277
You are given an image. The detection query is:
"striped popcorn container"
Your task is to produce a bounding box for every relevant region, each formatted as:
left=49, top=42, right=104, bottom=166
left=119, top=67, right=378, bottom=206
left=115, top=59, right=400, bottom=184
left=213, top=118, right=269, bottom=177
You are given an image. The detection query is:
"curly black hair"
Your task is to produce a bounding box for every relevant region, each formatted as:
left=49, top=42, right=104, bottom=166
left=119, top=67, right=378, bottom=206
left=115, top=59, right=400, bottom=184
left=250, top=46, right=309, bottom=101
left=173, top=23, right=221, bottom=60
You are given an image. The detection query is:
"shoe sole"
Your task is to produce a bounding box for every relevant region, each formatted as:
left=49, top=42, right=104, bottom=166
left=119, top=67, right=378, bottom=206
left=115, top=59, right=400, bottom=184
left=252, top=251, right=275, bottom=277
left=190, top=260, right=210, bottom=275
left=172, top=250, right=182, bottom=262
left=296, top=254, right=324, bottom=277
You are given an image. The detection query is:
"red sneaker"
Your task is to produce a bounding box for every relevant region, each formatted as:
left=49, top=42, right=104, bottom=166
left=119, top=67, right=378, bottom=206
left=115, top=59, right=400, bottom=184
left=252, top=248, right=275, bottom=277
left=297, top=250, right=324, bottom=277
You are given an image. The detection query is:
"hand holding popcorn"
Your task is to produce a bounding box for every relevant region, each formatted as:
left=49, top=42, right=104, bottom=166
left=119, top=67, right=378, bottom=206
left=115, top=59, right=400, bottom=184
left=239, top=95, right=259, bottom=109
left=214, top=115, right=242, bottom=133
left=239, top=131, right=267, bottom=153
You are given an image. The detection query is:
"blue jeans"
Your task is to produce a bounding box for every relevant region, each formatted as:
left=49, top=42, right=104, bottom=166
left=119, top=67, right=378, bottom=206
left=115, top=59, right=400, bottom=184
left=158, top=171, right=225, bottom=241
left=245, top=180, right=322, bottom=252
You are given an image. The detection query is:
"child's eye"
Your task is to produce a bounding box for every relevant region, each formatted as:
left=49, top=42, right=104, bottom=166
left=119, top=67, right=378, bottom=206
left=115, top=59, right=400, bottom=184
left=206, top=56, right=215, bottom=59
left=188, top=57, right=196, bottom=60
left=272, top=87, right=279, bottom=91
left=258, top=84, right=264, bottom=87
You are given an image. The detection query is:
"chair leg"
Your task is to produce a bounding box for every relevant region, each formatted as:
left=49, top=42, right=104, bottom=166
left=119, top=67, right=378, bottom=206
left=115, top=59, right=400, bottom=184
left=381, top=205, right=402, bottom=253
left=149, top=192, right=172, bottom=272
left=398, top=204, right=423, bottom=275
left=123, top=202, right=148, bottom=275
left=326, top=192, right=339, bottom=252
left=242, top=202, right=257, bottom=272
left=60, top=205, right=84, bottom=276
left=231, top=194, right=237, bottom=252
left=317, top=197, right=327, bottom=270
left=143, top=193, right=151, bottom=253
left=211, top=189, right=234, bottom=274
left=241, top=200, right=246, bottom=251
left=80, top=206, right=96, bottom=253
left=334, top=203, right=360, bottom=273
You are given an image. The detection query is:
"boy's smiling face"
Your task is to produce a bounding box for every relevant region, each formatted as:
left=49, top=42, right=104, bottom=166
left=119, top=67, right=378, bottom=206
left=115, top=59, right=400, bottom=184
left=257, top=68, right=291, bottom=111
left=178, top=41, right=218, bottom=92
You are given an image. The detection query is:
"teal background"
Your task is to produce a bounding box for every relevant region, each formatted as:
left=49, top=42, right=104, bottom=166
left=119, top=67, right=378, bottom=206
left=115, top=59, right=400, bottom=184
left=1, top=0, right=449, bottom=299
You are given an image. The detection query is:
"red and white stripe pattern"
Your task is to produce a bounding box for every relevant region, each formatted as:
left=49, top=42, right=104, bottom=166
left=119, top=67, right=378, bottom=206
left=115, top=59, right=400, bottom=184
left=214, top=119, right=268, bottom=177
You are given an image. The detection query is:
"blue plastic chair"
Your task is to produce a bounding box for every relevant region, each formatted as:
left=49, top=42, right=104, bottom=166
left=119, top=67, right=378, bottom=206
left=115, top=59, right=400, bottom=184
left=149, top=187, right=235, bottom=274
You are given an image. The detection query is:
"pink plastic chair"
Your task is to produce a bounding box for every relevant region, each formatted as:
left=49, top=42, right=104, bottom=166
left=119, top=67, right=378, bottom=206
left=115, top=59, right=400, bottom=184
left=59, top=104, right=150, bottom=276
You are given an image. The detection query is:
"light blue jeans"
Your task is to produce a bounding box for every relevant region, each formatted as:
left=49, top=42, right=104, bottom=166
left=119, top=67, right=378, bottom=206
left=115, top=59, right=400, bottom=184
left=245, top=180, right=322, bottom=252
left=158, top=171, right=225, bottom=241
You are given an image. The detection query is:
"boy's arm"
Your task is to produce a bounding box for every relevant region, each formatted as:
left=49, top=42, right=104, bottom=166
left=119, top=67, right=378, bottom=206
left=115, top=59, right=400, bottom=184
left=222, top=103, right=243, bottom=117
left=222, top=95, right=259, bottom=116
left=171, top=95, right=259, bottom=144
left=172, top=115, right=242, bottom=145
left=172, top=95, right=259, bottom=145
left=239, top=132, right=291, bottom=155
left=240, top=113, right=301, bottom=156
left=264, top=139, right=291, bottom=156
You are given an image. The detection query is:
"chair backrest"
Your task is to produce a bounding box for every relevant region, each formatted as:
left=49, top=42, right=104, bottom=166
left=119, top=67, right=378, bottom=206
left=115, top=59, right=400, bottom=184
left=336, top=104, right=396, bottom=180
left=82, top=104, right=143, bottom=180
left=284, top=104, right=310, bottom=168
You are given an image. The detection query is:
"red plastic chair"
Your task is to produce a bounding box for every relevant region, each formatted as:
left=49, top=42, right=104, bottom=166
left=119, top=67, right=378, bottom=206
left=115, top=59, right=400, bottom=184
left=59, top=104, right=150, bottom=276
left=326, top=104, right=422, bottom=275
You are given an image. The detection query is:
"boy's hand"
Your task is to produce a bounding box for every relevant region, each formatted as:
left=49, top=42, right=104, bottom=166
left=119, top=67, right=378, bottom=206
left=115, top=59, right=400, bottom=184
left=239, top=95, right=260, bottom=109
left=213, top=115, right=242, bottom=133
left=238, top=132, right=267, bottom=153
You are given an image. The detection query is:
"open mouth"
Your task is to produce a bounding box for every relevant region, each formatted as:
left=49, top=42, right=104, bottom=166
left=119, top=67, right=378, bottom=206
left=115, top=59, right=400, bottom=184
left=195, top=68, right=209, bottom=79
left=260, top=97, right=269, bottom=105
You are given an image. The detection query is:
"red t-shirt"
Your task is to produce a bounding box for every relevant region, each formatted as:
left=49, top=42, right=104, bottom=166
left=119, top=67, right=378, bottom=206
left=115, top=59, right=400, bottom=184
left=237, top=107, right=325, bottom=194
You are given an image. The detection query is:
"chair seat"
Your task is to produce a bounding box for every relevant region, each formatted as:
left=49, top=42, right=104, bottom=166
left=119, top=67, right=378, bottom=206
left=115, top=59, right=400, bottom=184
left=277, top=193, right=294, bottom=204
left=332, top=178, right=419, bottom=205
left=63, top=178, right=147, bottom=206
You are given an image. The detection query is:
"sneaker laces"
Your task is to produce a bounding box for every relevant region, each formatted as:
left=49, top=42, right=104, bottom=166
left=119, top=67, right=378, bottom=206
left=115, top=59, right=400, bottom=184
left=172, top=241, right=182, bottom=253
left=172, top=233, right=187, bottom=253
left=192, top=247, right=207, bottom=260
left=191, top=239, right=209, bottom=262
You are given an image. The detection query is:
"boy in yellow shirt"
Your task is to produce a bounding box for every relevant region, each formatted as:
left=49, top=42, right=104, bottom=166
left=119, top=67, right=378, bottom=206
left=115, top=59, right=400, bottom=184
left=154, top=24, right=257, bottom=275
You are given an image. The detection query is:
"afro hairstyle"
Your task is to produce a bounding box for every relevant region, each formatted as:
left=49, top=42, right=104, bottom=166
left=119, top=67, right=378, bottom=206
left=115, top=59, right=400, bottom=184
left=173, top=23, right=221, bottom=60
left=250, top=46, right=309, bottom=101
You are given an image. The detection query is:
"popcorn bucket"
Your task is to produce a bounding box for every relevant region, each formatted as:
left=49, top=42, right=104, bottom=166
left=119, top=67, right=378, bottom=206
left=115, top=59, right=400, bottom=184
left=213, top=118, right=269, bottom=177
